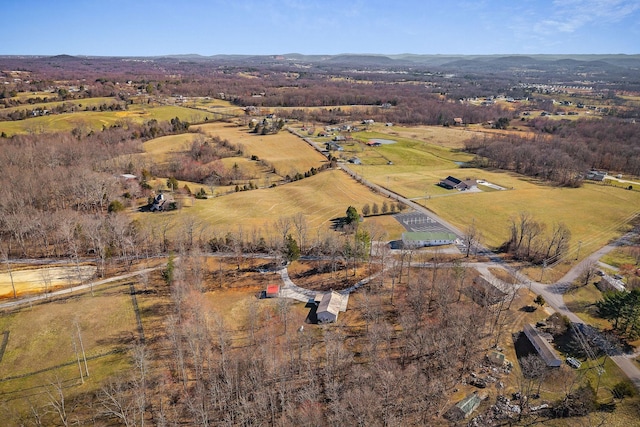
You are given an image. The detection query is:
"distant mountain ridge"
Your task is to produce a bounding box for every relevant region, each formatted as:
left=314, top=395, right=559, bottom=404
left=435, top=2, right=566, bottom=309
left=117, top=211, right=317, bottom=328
left=2, top=53, right=639, bottom=74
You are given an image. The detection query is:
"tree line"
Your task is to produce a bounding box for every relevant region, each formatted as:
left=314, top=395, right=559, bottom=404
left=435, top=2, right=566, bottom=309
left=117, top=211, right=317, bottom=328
left=464, top=117, right=640, bottom=186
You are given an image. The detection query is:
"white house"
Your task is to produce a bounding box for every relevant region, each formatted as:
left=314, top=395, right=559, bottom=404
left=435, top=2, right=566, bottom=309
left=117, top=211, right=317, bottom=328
left=402, top=232, right=458, bottom=248
left=316, top=291, right=343, bottom=324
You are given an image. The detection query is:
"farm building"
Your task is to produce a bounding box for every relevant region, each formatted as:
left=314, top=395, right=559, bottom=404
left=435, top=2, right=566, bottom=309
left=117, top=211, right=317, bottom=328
left=439, top=176, right=477, bottom=191
left=523, top=324, right=562, bottom=367
left=402, top=231, right=458, bottom=248
left=466, top=276, right=507, bottom=306
left=596, top=275, right=625, bottom=292
left=315, top=291, right=344, bottom=324
left=444, top=392, right=484, bottom=421
left=265, top=284, right=280, bottom=298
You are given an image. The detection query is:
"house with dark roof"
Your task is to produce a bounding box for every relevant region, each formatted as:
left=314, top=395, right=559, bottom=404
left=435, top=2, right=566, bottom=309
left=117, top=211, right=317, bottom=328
left=586, top=170, right=607, bottom=181
left=466, top=276, right=507, bottom=306
left=439, top=176, right=477, bottom=191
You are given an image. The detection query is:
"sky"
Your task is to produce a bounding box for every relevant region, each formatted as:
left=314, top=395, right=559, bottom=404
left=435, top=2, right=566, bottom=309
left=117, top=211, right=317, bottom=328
left=4, top=0, right=640, bottom=56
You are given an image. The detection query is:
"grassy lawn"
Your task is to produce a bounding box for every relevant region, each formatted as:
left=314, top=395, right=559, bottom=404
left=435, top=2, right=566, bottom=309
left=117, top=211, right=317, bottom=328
left=601, top=248, right=639, bottom=269
left=0, top=283, right=139, bottom=413
left=563, top=283, right=611, bottom=329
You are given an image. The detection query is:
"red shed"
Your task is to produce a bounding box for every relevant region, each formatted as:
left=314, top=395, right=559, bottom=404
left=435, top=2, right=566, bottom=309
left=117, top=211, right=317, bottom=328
left=266, top=284, right=280, bottom=298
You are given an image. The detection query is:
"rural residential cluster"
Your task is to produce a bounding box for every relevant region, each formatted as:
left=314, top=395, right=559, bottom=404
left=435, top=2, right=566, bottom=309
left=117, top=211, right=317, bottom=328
left=1, top=53, right=640, bottom=426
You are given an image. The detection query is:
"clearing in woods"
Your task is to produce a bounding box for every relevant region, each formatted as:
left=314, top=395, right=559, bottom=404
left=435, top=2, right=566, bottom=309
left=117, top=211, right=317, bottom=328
left=0, top=265, right=97, bottom=299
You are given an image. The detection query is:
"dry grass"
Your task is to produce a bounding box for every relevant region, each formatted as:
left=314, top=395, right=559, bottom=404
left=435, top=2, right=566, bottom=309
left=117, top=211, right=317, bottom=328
left=192, top=123, right=328, bottom=175
left=371, top=123, right=481, bottom=149
left=0, top=265, right=97, bottom=299
left=142, top=133, right=199, bottom=160
left=134, top=168, right=393, bottom=237
left=0, top=282, right=139, bottom=412
left=424, top=180, right=640, bottom=252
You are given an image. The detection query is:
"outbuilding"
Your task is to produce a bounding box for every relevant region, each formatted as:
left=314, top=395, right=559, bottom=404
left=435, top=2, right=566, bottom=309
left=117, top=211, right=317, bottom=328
left=466, top=276, right=507, bottom=306
left=439, top=176, right=477, bottom=191
left=444, top=392, right=484, bottom=421
left=265, top=284, right=280, bottom=298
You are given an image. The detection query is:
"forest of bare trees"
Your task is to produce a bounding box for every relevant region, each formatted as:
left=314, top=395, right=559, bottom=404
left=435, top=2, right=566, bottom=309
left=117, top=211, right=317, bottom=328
left=464, top=118, right=640, bottom=186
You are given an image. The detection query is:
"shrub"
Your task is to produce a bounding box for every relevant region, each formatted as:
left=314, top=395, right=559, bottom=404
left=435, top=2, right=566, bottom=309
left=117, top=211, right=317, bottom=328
left=108, top=200, right=125, bottom=213
left=612, top=381, right=635, bottom=399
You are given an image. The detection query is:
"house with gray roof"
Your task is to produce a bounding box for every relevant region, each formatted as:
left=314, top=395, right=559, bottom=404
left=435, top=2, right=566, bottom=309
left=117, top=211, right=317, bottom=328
left=523, top=324, right=562, bottom=367
left=315, top=291, right=344, bottom=324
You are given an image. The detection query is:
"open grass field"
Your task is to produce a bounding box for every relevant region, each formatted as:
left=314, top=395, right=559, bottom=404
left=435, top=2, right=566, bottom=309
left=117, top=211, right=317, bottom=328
left=192, top=122, right=329, bottom=175
left=367, top=123, right=482, bottom=149
left=0, top=96, right=118, bottom=115
left=424, top=179, right=640, bottom=252
left=0, top=104, right=212, bottom=136
left=138, top=122, right=640, bottom=273
left=132, top=168, right=395, bottom=236
left=0, top=282, right=139, bottom=414
left=142, top=132, right=199, bottom=161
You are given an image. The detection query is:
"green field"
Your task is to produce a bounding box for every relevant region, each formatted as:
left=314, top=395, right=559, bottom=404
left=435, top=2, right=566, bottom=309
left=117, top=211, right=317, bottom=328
left=425, top=179, right=640, bottom=252
left=0, top=96, right=117, bottom=115
left=0, top=104, right=213, bottom=136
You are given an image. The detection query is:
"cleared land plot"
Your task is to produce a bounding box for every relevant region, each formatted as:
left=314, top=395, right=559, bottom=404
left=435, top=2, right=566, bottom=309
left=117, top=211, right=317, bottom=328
left=371, top=124, right=480, bottom=149
left=425, top=180, right=640, bottom=257
left=0, top=97, right=118, bottom=115
left=0, top=265, right=96, bottom=299
left=142, top=133, right=200, bottom=162
left=351, top=130, right=473, bottom=167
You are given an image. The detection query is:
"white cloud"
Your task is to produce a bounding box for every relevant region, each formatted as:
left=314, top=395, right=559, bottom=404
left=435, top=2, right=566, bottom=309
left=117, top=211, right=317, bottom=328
left=539, top=0, right=640, bottom=34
